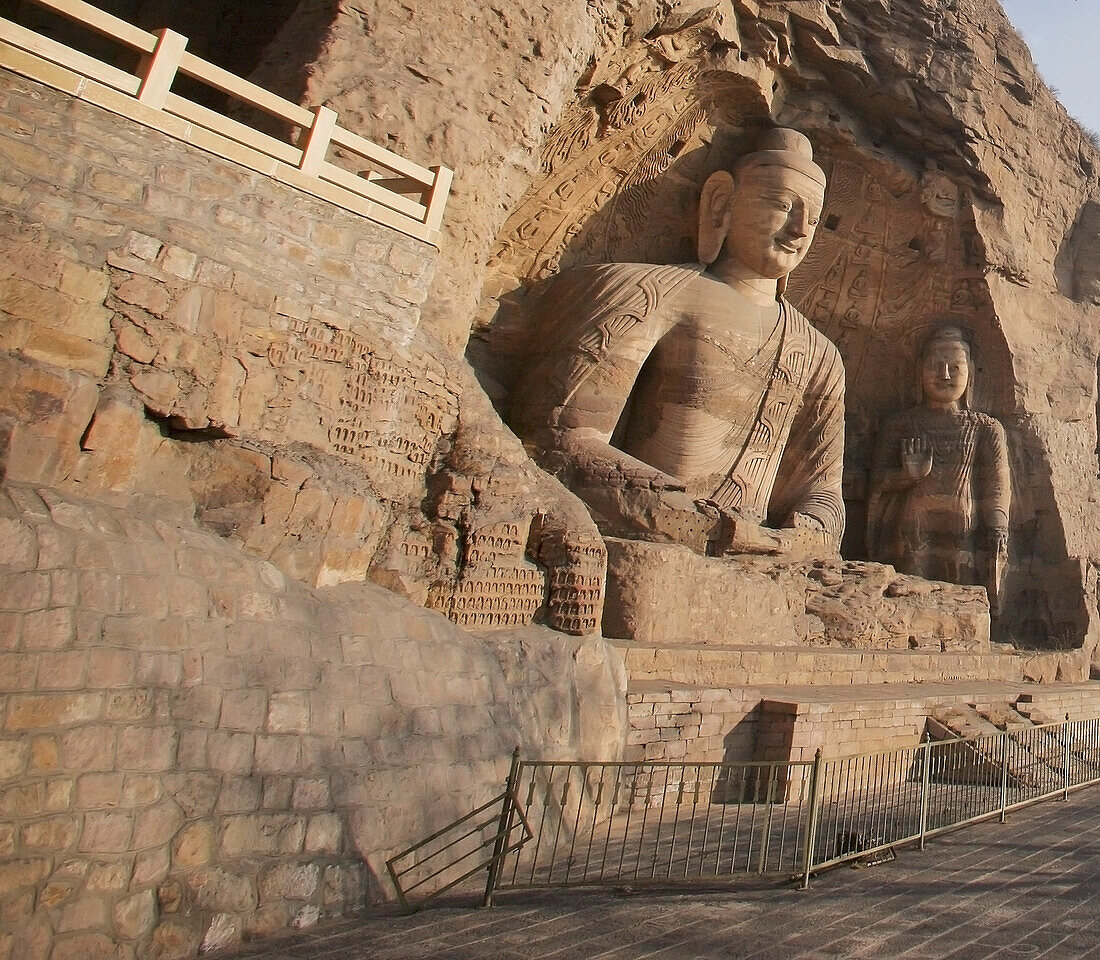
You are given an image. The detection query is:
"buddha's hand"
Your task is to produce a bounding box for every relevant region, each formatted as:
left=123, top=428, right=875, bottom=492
left=900, top=437, right=933, bottom=481
left=616, top=462, right=687, bottom=492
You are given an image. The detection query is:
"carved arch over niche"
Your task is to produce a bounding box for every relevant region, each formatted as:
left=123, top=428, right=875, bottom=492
left=469, top=28, right=1076, bottom=648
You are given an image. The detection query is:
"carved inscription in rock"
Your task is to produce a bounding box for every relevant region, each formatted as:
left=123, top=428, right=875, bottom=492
left=269, top=318, right=459, bottom=502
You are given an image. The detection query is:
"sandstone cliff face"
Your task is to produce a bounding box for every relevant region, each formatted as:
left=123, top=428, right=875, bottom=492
left=252, top=0, right=1100, bottom=655
left=2, top=0, right=1099, bottom=954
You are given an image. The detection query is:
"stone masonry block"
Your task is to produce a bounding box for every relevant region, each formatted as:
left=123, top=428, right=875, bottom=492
left=24, top=608, right=75, bottom=650
left=135, top=653, right=181, bottom=686
left=86, top=167, right=142, bottom=203
left=220, top=689, right=267, bottom=731
left=0, top=654, right=39, bottom=690
left=60, top=726, right=116, bottom=770
left=259, top=862, right=319, bottom=902
left=49, top=570, right=78, bottom=608
left=114, top=322, right=159, bottom=366
left=0, top=516, right=37, bottom=570
left=6, top=692, right=102, bottom=730
left=216, top=776, right=261, bottom=814
left=167, top=687, right=220, bottom=725
left=23, top=327, right=112, bottom=378
left=0, top=571, right=49, bottom=612
left=58, top=263, right=109, bottom=304
left=206, top=731, right=254, bottom=774
left=304, top=813, right=342, bottom=855
left=79, top=812, right=133, bottom=853
left=0, top=614, right=23, bottom=652
left=86, top=649, right=137, bottom=690
left=56, top=894, right=108, bottom=934
left=187, top=866, right=258, bottom=913
left=75, top=773, right=123, bottom=809
left=113, top=888, right=156, bottom=941
left=0, top=276, right=71, bottom=324
left=0, top=740, right=28, bottom=780
left=0, top=782, right=43, bottom=817
left=116, top=727, right=178, bottom=772
left=158, top=246, right=198, bottom=280
left=21, top=815, right=80, bottom=853
left=35, top=650, right=86, bottom=689
left=132, top=801, right=183, bottom=848
left=267, top=692, right=309, bottom=734
left=254, top=736, right=300, bottom=774
left=221, top=814, right=304, bottom=858
left=290, top=778, right=330, bottom=811
left=119, top=577, right=169, bottom=618
left=113, top=275, right=171, bottom=317
left=28, top=735, right=59, bottom=772
left=172, top=821, right=215, bottom=868
left=0, top=823, right=14, bottom=857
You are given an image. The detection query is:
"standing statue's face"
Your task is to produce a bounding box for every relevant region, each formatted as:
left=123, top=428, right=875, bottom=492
left=725, top=166, right=825, bottom=280
left=921, top=341, right=970, bottom=406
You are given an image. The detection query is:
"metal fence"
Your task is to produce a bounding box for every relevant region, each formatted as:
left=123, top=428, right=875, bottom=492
left=387, top=716, right=1100, bottom=909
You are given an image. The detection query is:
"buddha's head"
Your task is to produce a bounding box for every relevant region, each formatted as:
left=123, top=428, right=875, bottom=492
left=919, top=325, right=972, bottom=409
left=698, top=128, right=827, bottom=289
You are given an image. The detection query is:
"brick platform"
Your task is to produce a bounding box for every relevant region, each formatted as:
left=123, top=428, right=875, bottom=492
left=626, top=680, right=1100, bottom=764
left=217, top=782, right=1100, bottom=960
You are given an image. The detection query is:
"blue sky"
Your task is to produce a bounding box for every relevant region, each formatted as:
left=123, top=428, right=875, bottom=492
left=1001, top=0, right=1100, bottom=134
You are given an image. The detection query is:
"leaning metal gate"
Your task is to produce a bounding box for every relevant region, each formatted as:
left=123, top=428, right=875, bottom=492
left=386, top=717, right=1100, bottom=911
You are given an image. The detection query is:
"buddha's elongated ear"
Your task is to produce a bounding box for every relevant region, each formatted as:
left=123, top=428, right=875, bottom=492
left=698, top=171, right=735, bottom=265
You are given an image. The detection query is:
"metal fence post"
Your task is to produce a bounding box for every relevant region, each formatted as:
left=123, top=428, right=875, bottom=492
left=1064, top=714, right=1072, bottom=801
left=919, top=738, right=931, bottom=849
left=999, top=729, right=1010, bottom=823
left=801, top=749, right=825, bottom=890
left=482, top=747, right=522, bottom=908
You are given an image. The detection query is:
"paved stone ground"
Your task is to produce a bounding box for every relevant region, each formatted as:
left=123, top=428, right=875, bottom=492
left=221, top=786, right=1100, bottom=960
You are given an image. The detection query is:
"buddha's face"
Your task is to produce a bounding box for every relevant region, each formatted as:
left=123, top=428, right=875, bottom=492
left=725, top=165, right=825, bottom=280
left=921, top=341, right=970, bottom=406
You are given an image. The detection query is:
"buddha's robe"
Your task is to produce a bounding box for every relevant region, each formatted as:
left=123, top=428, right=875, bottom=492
left=867, top=406, right=1009, bottom=584
left=509, top=262, right=846, bottom=550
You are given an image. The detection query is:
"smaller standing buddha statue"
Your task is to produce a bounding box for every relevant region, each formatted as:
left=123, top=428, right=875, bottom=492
left=866, top=325, right=1010, bottom=613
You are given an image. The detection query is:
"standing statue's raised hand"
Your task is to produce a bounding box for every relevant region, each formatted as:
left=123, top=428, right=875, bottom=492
left=900, top=437, right=934, bottom=481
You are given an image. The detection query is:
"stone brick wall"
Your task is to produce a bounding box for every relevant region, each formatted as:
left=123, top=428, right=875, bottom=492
left=0, top=65, right=627, bottom=960
left=627, top=683, right=1100, bottom=775
left=0, top=482, right=543, bottom=957
left=625, top=686, right=761, bottom=765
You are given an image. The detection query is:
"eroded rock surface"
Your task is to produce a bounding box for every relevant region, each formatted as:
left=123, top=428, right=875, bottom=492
left=604, top=537, right=992, bottom=651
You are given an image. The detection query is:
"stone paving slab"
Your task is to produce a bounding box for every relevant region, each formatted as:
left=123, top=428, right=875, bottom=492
left=219, top=785, right=1100, bottom=960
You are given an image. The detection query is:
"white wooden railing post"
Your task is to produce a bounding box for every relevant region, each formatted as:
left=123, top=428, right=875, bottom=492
left=3, top=1, right=452, bottom=243
left=424, top=164, right=454, bottom=236
left=137, top=27, right=186, bottom=109
left=299, top=105, right=337, bottom=176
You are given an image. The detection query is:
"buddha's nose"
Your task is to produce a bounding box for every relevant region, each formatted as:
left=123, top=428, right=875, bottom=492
left=937, top=361, right=951, bottom=379
left=788, top=209, right=810, bottom=238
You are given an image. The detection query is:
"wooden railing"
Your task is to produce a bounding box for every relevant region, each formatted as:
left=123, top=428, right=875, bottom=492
left=0, top=0, right=452, bottom=246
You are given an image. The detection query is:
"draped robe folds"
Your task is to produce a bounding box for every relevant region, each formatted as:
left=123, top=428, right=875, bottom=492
left=866, top=407, right=1010, bottom=585
left=508, top=262, right=846, bottom=550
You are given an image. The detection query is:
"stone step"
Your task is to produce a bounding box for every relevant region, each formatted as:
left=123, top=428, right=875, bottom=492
left=926, top=700, right=1099, bottom=787
left=610, top=640, right=1067, bottom=688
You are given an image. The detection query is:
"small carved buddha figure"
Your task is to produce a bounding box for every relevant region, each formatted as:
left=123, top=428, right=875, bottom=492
left=866, top=325, right=1010, bottom=612
left=507, top=128, right=845, bottom=558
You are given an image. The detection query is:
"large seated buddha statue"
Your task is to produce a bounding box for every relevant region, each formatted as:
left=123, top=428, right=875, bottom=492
left=507, top=128, right=845, bottom=558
